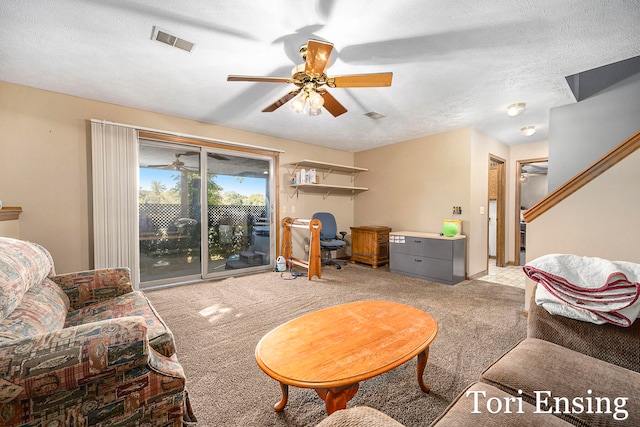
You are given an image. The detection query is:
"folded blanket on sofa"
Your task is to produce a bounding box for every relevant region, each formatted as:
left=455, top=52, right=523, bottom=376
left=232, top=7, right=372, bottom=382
left=523, top=254, right=640, bottom=327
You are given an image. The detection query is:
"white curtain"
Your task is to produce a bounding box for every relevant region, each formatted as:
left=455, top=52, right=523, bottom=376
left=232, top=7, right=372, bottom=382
left=91, top=121, right=140, bottom=288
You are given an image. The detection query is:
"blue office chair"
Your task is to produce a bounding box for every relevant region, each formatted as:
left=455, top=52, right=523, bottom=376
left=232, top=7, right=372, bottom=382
left=312, top=212, right=347, bottom=269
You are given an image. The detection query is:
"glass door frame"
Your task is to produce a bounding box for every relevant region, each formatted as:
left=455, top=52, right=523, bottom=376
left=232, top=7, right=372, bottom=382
left=138, top=140, right=203, bottom=289
left=137, top=131, right=280, bottom=288
left=200, top=146, right=278, bottom=280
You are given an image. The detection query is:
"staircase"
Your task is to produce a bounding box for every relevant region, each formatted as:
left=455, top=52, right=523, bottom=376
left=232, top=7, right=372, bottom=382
left=522, top=129, right=640, bottom=310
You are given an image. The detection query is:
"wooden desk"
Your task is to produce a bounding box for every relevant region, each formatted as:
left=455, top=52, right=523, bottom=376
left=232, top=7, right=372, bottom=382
left=255, top=300, right=438, bottom=415
left=350, top=226, right=391, bottom=268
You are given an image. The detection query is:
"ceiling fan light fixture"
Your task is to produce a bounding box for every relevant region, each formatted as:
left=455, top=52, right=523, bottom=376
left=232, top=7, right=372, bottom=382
left=228, top=39, right=392, bottom=118
left=309, top=107, right=322, bottom=116
left=521, top=126, right=536, bottom=136
left=308, top=90, right=324, bottom=109
left=507, top=103, right=526, bottom=116
left=290, top=92, right=308, bottom=113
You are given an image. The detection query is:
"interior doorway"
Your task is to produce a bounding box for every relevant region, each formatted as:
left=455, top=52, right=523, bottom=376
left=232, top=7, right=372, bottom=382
left=488, top=155, right=506, bottom=267
left=514, top=158, right=548, bottom=265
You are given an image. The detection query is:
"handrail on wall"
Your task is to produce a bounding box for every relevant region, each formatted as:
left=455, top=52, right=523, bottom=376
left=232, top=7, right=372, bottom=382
left=523, top=129, right=640, bottom=223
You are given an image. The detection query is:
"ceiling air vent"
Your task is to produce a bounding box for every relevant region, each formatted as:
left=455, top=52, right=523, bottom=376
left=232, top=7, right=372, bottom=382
left=152, top=26, right=195, bottom=53
left=364, top=111, right=386, bottom=120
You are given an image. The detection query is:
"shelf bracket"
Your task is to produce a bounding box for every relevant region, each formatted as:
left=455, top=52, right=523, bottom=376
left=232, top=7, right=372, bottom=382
left=286, top=187, right=299, bottom=199
left=286, top=162, right=303, bottom=181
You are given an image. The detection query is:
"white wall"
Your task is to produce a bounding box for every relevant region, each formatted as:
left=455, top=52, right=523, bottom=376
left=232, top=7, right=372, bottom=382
left=548, top=71, right=640, bottom=191
left=488, top=200, right=496, bottom=257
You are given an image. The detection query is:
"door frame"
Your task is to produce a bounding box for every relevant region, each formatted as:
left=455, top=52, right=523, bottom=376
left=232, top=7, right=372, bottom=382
left=200, top=146, right=278, bottom=280
left=488, top=155, right=506, bottom=267
left=514, top=157, right=548, bottom=265
left=137, top=131, right=280, bottom=287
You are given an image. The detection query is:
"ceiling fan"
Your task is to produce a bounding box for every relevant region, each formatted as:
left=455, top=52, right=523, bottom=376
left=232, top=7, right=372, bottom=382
left=145, top=153, right=198, bottom=172
left=227, top=39, right=393, bottom=117
left=144, top=152, right=230, bottom=172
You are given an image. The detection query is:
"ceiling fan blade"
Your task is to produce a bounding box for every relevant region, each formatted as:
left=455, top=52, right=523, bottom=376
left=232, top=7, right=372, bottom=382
left=330, top=73, right=393, bottom=88
left=175, top=151, right=230, bottom=161
left=209, top=153, right=230, bottom=161
left=318, top=90, right=347, bottom=117
left=262, top=90, right=301, bottom=112
left=305, top=39, right=333, bottom=78
left=227, top=75, right=292, bottom=84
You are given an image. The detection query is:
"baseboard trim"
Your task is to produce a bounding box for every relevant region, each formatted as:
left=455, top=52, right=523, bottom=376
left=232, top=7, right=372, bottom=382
left=469, top=270, right=488, bottom=280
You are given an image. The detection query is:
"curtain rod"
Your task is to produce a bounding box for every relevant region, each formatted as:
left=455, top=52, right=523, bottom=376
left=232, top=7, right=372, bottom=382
left=90, top=119, right=284, bottom=153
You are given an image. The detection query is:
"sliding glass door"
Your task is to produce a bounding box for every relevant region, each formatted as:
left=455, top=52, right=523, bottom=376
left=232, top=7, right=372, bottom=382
left=203, top=149, right=272, bottom=277
left=138, top=141, right=275, bottom=288
left=138, top=143, right=202, bottom=285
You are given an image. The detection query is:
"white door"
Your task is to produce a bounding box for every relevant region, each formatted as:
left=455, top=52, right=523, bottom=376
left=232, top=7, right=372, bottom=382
left=488, top=200, right=497, bottom=257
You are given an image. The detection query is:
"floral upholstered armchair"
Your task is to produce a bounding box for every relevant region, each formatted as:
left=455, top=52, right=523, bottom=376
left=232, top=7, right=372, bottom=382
left=0, top=237, right=195, bottom=426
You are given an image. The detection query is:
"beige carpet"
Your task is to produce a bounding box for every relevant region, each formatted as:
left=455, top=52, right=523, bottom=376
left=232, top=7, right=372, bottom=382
left=146, top=263, right=527, bottom=427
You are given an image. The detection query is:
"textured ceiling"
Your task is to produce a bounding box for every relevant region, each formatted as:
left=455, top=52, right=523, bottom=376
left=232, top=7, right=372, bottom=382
left=2, top=0, right=640, bottom=152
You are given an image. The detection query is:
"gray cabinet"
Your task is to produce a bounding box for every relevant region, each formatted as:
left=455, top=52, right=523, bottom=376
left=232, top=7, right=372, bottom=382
left=389, top=231, right=466, bottom=285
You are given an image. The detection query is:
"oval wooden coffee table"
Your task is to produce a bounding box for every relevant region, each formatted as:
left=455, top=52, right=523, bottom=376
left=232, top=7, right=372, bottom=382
left=255, top=300, right=438, bottom=415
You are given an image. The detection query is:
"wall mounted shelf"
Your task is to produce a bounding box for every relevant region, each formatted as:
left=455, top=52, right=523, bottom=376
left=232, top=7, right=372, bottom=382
left=290, top=183, right=369, bottom=200
left=285, top=159, right=369, bottom=199
left=0, top=206, right=23, bottom=221
left=285, top=160, right=368, bottom=182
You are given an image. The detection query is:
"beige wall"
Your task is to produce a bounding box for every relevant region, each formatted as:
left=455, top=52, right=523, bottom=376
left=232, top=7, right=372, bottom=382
left=354, top=127, right=471, bottom=231
left=1, top=80, right=552, bottom=279
left=0, top=218, right=20, bottom=239
left=354, top=128, right=548, bottom=277
left=355, top=127, right=516, bottom=278
left=468, top=129, right=511, bottom=275
left=0, top=82, right=355, bottom=273
left=524, top=148, right=640, bottom=309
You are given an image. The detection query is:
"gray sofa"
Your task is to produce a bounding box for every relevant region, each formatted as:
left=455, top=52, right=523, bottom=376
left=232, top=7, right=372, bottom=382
left=318, top=288, right=640, bottom=426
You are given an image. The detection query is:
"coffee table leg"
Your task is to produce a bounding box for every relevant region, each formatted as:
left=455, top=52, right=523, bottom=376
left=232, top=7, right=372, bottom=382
left=274, top=382, right=289, bottom=412
left=417, top=348, right=431, bottom=392
left=315, top=383, right=359, bottom=415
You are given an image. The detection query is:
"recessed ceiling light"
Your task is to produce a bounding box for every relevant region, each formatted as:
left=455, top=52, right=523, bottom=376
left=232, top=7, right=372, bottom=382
left=507, top=103, right=526, bottom=116
left=521, top=126, right=536, bottom=136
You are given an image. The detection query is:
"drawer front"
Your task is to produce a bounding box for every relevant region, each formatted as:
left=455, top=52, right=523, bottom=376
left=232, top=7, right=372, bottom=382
left=390, top=252, right=453, bottom=282
left=378, top=241, right=389, bottom=257
left=390, top=237, right=452, bottom=260
left=377, top=231, right=390, bottom=243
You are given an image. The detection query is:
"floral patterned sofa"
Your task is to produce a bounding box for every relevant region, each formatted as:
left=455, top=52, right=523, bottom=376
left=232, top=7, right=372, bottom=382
left=0, top=237, right=196, bottom=426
